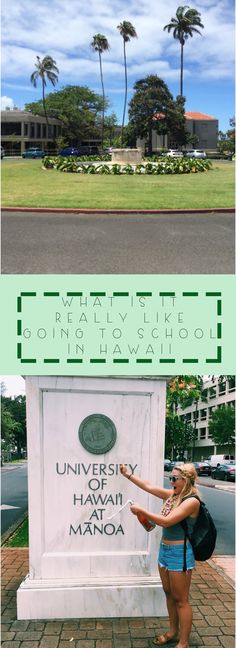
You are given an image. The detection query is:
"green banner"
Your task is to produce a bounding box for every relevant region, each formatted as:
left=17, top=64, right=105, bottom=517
left=0, top=275, right=235, bottom=374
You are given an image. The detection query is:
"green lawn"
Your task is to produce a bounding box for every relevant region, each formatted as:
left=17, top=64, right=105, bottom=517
left=2, top=159, right=234, bottom=209
left=4, top=517, right=28, bottom=547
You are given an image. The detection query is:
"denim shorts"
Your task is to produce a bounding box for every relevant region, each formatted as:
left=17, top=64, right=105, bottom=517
left=158, top=542, right=195, bottom=572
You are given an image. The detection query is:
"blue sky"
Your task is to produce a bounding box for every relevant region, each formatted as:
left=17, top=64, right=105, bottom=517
left=1, top=0, right=235, bottom=132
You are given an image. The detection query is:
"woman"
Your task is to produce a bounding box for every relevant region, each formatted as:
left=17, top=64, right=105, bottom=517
left=120, top=462, right=200, bottom=648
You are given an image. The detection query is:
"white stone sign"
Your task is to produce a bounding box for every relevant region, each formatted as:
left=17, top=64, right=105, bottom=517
left=17, top=376, right=167, bottom=619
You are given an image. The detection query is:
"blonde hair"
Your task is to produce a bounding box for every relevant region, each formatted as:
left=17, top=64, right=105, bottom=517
left=173, top=463, right=200, bottom=504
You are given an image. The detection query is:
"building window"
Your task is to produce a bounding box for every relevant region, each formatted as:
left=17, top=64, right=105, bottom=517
left=24, top=123, right=28, bottom=136
left=186, top=413, right=191, bottom=423
left=193, top=411, right=199, bottom=422
left=37, top=123, right=41, bottom=138
left=208, top=407, right=214, bottom=419
left=42, top=124, right=47, bottom=138
left=30, top=123, right=35, bottom=138
left=209, top=387, right=216, bottom=399
left=228, top=377, right=235, bottom=391
left=201, top=389, right=208, bottom=400
left=2, top=122, right=21, bottom=135
left=200, top=409, right=207, bottom=420
left=200, top=428, right=206, bottom=439
left=219, top=382, right=226, bottom=395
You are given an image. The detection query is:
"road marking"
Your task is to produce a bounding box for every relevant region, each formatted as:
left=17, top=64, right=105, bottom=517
left=1, top=505, right=20, bottom=510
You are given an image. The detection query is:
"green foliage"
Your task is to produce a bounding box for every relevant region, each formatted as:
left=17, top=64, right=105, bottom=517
left=42, top=156, right=212, bottom=175
left=165, top=412, right=194, bottom=459
left=208, top=406, right=235, bottom=452
left=1, top=394, right=26, bottom=457
left=128, top=75, right=188, bottom=153
left=25, top=85, right=106, bottom=144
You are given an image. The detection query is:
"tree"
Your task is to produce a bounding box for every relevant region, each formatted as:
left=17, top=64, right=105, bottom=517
left=128, top=75, right=188, bottom=154
left=217, top=117, right=235, bottom=157
left=103, top=113, right=118, bottom=146
left=25, top=85, right=106, bottom=146
left=208, top=406, right=235, bottom=454
left=90, top=34, right=110, bottom=150
left=1, top=395, right=26, bottom=456
left=164, top=6, right=204, bottom=97
left=167, top=376, right=207, bottom=460
left=30, top=56, right=59, bottom=126
left=165, top=412, right=194, bottom=460
left=117, top=21, right=137, bottom=145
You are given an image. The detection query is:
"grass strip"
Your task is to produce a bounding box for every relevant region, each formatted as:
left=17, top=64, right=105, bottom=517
left=4, top=516, right=29, bottom=547
left=2, top=160, right=234, bottom=210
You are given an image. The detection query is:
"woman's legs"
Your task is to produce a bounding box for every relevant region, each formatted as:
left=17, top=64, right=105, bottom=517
left=158, top=565, right=179, bottom=638
left=168, top=570, right=193, bottom=648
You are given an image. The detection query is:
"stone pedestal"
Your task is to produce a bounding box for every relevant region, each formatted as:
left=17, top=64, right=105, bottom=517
left=17, top=376, right=167, bottom=619
left=111, top=148, right=142, bottom=165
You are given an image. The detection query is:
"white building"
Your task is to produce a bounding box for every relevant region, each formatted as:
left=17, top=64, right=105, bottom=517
left=137, top=111, right=218, bottom=153
left=178, top=376, right=235, bottom=461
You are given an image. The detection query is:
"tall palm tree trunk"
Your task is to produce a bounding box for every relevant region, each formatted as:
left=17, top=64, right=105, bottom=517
left=180, top=42, right=184, bottom=97
left=121, top=40, right=128, bottom=146
left=99, top=51, right=105, bottom=150
left=42, top=80, right=49, bottom=127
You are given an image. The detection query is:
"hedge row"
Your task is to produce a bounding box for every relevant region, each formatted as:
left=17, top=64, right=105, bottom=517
left=43, top=156, right=212, bottom=174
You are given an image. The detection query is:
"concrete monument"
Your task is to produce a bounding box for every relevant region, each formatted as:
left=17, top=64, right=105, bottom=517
left=17, top=376, right=167, bottom=619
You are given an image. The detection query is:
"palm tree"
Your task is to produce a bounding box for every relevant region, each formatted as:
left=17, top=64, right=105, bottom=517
left=30, top=55, right=59, bottom=126
left=117, top=21, right=137, bottom=145
left=164, top=6, right=204, bottom=96
left=91, top=34, right=110, bottom=151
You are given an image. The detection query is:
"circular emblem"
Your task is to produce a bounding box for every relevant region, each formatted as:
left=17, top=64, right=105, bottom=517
left=79, top=414, right=117, bottom=455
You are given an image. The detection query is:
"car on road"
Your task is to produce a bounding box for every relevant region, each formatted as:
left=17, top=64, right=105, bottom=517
left=193, top=461, right=211, bottom=476
left=22, top=148, right=45, bottom=159
left=212, top=463, right=235, bottom=482
left=1, top=145, right=5, bottom=159
left=59, top=145, right=99, bottom=157
left=164, top=459, right=172, bottom=471
left=59, top=146, right=79, bottom=156
left=184, top=149, right=206, bottom=159
left=165, top=149, right=183, bottom=158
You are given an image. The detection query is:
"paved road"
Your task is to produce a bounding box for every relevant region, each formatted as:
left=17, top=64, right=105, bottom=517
left=2, top=210, right=234, bottom=273
left=163, top=475, right=235, bottom=555
left=1, top=463, right=28, bottom=535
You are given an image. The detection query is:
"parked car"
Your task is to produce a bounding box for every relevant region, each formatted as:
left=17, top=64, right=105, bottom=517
left=59, top=147, right=79, bottom=157
left=208, top=454, right=235, bottom=468
left=59, top=145, right=99, bottom=157
left=1, top=145, right=5, bottom=159
left=164, top=459, right=172, bottom=471
left=22, top=148, right=45, bottom=159
left=212, top=463, right=235, bottom=482
left=193, top=461, right=211, bottom=476
left=165, top=149, right=183, bottom=158
left=184, top=149, right=206, bottom=159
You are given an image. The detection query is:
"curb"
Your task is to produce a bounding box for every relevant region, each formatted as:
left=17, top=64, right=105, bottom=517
left=2, top=206, right=235, bottom=214
left=208, top=557, right=236, bottom=589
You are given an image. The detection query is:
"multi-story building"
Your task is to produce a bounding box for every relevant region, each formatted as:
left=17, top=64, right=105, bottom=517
left=137, top=111, right=218, bottom=152
left=178, top=376, right=235, bottom=461
left=1, top=109, right=62, bottom=155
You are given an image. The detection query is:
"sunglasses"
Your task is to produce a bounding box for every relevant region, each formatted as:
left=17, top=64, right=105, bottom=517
left=169, top=475, right=185, bottom=483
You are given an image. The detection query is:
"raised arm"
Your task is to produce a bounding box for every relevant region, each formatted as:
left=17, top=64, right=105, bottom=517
left=130, top=497, right=200, bottom=527
left=120, top=464, right=172, bottom=500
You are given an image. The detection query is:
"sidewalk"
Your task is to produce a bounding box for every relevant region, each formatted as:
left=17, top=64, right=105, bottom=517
left=1, top=549, right=235, bottom=647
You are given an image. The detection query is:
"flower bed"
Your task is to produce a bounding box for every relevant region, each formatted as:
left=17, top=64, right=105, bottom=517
left=43, top=156, right=212, bottom=175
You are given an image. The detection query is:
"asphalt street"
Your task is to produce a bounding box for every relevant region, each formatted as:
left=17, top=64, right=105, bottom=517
left=1, top=462, right=28, bottom=535
left=2, top=210, right=235, bottom=273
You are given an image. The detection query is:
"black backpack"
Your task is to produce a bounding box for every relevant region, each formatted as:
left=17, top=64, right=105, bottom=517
left=181, top=495, right=217, bottom=571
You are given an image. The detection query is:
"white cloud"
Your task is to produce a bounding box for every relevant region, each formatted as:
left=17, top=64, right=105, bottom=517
left=1, top=95, right=15, bottom=109
left=2, top=0, right=234, bottom=86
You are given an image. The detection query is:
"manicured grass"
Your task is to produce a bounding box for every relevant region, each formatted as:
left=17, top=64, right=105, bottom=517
left=5, top=517, right=28, bottom=547
left=2, top=159, right=234, bottom=209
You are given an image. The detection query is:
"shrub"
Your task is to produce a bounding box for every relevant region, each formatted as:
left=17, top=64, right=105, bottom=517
left=42, top=157, right=212, bottom=175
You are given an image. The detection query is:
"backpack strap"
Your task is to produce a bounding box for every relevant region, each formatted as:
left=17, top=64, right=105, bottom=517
left=180, top=495, right=200, bottom=572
